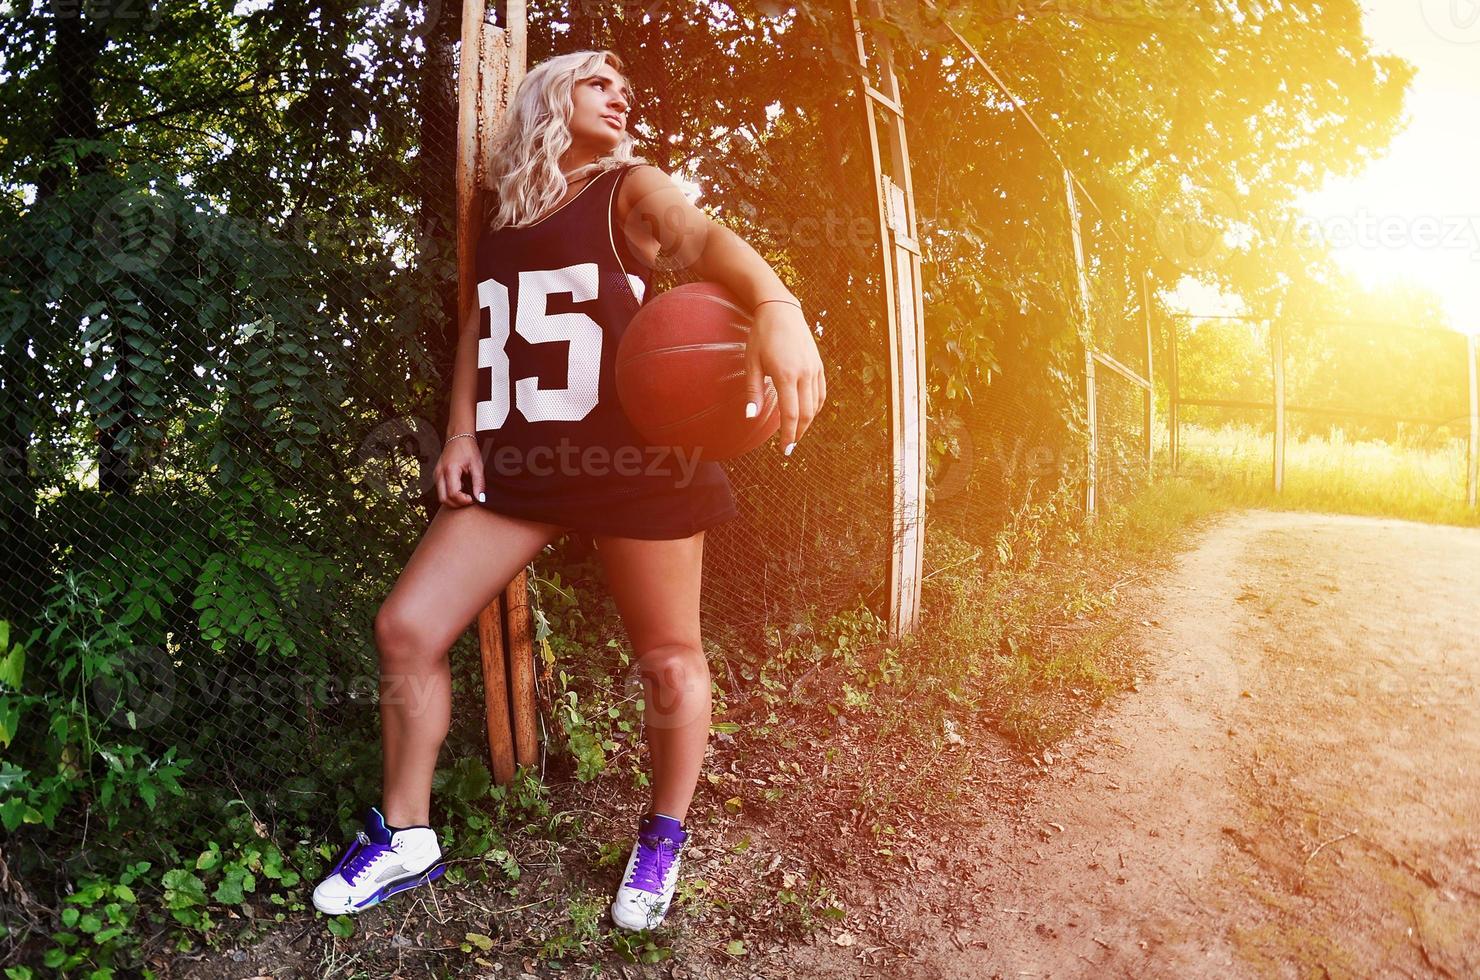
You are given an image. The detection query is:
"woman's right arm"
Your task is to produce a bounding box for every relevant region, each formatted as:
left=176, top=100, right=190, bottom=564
left=434, top=301, right=485, bottom=508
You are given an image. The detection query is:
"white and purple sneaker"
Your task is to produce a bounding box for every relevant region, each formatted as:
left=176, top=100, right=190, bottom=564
left=610, top=812, right=689, bottom=931
left=311, top=806, right=447, bottom=915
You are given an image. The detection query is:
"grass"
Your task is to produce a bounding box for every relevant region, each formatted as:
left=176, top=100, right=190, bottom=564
left=901, top=472, right=1224, bottom=754
left=1173, top=419, right=1479, bottom=527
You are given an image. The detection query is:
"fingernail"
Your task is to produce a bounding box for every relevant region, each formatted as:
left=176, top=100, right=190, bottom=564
left=478, top=492, right=486, bottom=503
left=784, top=442, right=795, bottom=456
left=745, top=401, right=758, bottom=419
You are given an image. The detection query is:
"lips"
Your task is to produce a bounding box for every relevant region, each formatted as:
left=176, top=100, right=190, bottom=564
left=602, top=114, right=623, bottom=129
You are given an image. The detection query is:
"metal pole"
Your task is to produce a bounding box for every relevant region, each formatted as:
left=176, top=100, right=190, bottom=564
left=1169, top=315, right=1179, bottom=472
left=1063, top=169, right=1096, bottom=516
left=1271, top=319, right=1285, bottom=495
left=1142, top=270, right=1154, bottom=476
left=1467, top=332, right=1477, bottom=508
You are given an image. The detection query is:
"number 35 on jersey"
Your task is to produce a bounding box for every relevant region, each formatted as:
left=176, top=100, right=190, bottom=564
left=475, top=262, right=646, bottom=432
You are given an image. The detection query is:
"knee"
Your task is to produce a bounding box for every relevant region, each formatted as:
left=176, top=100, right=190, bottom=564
left=634, top=643, right=709, bottom=696
left=374, top=601, right=443, bottom=668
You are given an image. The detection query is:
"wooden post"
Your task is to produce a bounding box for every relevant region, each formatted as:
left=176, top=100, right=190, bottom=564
left=1063, top=169, right=1096, bottom=516
left=475, top=599, right=514, bottom=781
left=457, top=0, right=534, bottom=785
left=1142, top=270, right=1154, bottom=476
left=1467, top=332, right=1477, bottom=508
left=1271, top=318, right=1285, bottom=495
left=849, top=0, right=926, bottom=639
left=505, top=563, right=538, bottom=764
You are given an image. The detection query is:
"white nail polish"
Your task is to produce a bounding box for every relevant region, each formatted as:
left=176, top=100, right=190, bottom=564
left=784, top=442, right=795, bottom=456
left=478, top=492, right=486, bottom=503
left=745, top=401, right=758, bottom=419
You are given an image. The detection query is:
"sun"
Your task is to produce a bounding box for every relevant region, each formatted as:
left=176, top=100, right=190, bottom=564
left=1293, top=2, right=1480, bottom=337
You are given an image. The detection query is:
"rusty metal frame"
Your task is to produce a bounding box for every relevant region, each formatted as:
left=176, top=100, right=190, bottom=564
left=848, top=0, right=927, bottom=639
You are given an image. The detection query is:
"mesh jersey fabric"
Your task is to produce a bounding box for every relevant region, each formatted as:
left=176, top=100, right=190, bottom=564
left=469, top=163, right=739, bottom=540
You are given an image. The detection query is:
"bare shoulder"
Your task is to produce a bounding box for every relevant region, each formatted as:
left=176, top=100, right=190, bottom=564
left=622, top=162, right=674, bottom=192
left=615, top=163, right=678, bottom=224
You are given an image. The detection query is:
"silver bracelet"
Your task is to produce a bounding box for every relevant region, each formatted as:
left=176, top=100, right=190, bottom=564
left=445, top=431, right=476, bottom=445
left=753, top=297, right=802, bottom=314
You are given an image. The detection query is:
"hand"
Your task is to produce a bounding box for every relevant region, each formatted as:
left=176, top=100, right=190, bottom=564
left=742, top=301, right=827, bottom=455
left=434, top=436, right=484, bottom=508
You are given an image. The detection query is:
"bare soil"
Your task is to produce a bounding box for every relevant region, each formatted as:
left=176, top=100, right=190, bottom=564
left=161, top=507, right=1480, bottom=979
left=777, top=508, right=1480, bottom=979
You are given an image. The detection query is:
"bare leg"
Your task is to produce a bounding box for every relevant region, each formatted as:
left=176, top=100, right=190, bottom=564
left=592, top=531, right=710, bottom=824
left=376, top=505, right=567, bottom=828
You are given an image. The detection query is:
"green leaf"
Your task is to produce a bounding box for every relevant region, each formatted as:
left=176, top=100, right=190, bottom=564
left=0, top=636, right=24, bottom=689
left=436, top=757, right=491, bottom=802
left=160, top=869, right=207, bottom=909
left=0, top=703, right=18, bottom=750
left=213, top=875, right=245, bottom=905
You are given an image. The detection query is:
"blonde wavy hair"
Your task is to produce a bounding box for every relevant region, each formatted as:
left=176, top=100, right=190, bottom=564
left=482, top=50, right=651, bottom=233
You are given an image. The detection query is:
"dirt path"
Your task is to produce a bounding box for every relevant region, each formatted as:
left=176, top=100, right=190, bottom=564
left=783, top=509, right=1480, bottom=979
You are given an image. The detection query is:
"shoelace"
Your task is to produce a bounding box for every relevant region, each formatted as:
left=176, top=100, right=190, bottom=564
left=626, top=834, right=681, bottom=894
left=335, top=830, right=397, bottom=885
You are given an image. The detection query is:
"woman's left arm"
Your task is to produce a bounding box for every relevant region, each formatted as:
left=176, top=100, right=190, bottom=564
left=620, top=166, right=827, bottom=455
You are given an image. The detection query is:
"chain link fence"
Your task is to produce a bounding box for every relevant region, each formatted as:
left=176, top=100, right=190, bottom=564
left=913, top=43, right=1088, bottom=551
left=0, top=0, right=906, bottom=896
left=0, top=0, right=1131, bottom=935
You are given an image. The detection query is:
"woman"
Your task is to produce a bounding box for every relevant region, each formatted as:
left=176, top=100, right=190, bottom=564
left=311, top=49, right=826, bottom=931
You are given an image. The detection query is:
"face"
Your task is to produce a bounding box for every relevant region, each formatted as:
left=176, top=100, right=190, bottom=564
left=566, top=63, right=633, bottom=160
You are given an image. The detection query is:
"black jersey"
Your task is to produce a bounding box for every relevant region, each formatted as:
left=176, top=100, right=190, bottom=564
left=469, top=162, right=738, bottom=540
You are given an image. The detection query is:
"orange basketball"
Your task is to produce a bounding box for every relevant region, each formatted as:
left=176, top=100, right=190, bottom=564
left=615, top=281, right=781, bottom=460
